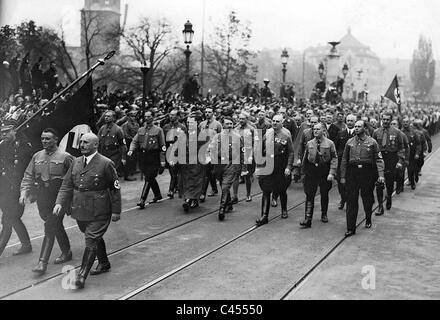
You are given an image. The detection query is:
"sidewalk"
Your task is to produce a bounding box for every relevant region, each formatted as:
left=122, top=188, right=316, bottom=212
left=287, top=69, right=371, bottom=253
left=288, top=148, right=440, bottom=300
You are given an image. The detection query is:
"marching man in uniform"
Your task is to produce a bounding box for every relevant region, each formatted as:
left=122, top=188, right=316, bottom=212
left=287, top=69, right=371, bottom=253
left=53, top=133, right=121, bottom=289
left=20, top=128, right=74, bottom=275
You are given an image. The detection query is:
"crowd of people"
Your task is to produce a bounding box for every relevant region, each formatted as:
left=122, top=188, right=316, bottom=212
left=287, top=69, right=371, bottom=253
left=1, top=60, right=440, bottom=289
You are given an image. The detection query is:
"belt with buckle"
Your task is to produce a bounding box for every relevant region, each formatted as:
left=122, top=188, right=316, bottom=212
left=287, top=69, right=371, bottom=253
left=357, top=164, right=363, bottom=169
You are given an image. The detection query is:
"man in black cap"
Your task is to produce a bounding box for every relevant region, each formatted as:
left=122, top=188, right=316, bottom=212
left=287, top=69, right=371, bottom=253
left=0, top=125, right=33, bottom=257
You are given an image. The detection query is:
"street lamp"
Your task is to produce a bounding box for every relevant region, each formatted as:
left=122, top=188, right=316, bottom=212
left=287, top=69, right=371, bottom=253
left=318, top=62, right=325, bottom=80
left=342, top=63, right=349, bottom=79
left=182, top=20, right=194, bottom=80
left=281, top=49, right=289, bottom=83
left=140, top=61, right=150, bottom=119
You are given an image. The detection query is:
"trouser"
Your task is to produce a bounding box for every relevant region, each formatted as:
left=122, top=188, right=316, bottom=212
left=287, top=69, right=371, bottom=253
left=202, top=164, right=218, bottom=195
left=168, top=164, right=180, bottom=193
left=215, top=164, right=241, bottom=209
left=346, top=166, right=376, bottom=232
left=124, top=143, right=137, bottom=177
left=379, top=154, right=398, bottom=201
left=303, top=170, right=332, bottom=219
left=77, top=219, right=111, bottom=251
left=337, top=158, right=346, bottom=203
left=140, top=177, right=161, bottom=201
left=415, top=155, right=425, bottom=177
left=407, top=158, right=417, bottom=186
left=0, top=194, right=31, bottom=256
left=37, top=187, right=70, bottom=254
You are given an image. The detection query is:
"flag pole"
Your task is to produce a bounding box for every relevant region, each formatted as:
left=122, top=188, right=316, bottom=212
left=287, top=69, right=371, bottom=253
left=14, top=50, right=116, bottom=133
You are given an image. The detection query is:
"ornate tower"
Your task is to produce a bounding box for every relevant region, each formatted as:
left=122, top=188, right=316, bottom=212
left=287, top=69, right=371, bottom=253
left=80, top=0, right=120, bottom=70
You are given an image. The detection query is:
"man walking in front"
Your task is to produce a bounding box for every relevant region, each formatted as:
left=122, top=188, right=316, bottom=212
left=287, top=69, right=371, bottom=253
left=53, top=133, right=121, bottom=289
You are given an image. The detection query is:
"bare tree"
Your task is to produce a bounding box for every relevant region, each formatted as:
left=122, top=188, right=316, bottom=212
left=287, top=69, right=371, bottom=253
left=80, top=9, right=106, bottom=71
left=112, top=17, right=184, bottom=93
left=205, top=11, right=258, bottom=94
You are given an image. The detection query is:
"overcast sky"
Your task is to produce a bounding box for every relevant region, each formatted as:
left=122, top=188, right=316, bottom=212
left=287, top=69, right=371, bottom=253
left=1, top=0, right=440, bottom=59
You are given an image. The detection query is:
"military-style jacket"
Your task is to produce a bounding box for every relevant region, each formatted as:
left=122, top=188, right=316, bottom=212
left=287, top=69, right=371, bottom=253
left=20, top=148, right=73, bottom=196
left=163, top=121, right=187, bottom=147
left=335, top=128, right=355, bottom=159
left=263, top=127, right=294, bottom=170
left=235, top=123, right=256, bottom=163
left=207, top=130, right=244, bottom=166
left=55, top=153, right=121, bottom=221
left=255, top=118, right=272, bottom=135
left=372, top=126, right=405, bottom=165
left=401, top=127, right=421, bottom=157
left=198, top=119, right=222, bottom=143
left=130, top=124, right=166, bottom=163
left=121, top=120, right=140, bottom=141
left=98, top=122, right=127, bottom=160
left=296, top=127, right=328, bottom=163
left=283, top=117, right=298, bottom=142
left=0, top=135, right=33, bottom=195
left=340, top=135, right=385, bottom=180
left=303, top=136, right=338, bottom=176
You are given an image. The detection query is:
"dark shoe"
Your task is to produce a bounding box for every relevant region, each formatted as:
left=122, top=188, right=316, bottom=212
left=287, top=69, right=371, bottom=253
left=13, top=244, right=32, bottom=256
left=365, top=221, right=372, bottom=229
left=411, top=184, right=416, bottom=190
left=182, top=200, right=190, bottom=213
left=54, top=250, right=72, bottom=265
left=167, top=191, right=174, bottom=199
left=321, top=214, right=328, bottom=223
left=281, top=210, right=288, bottom=219
left=90, top=262, right=111, bottom=276
left=218, top=208, right=225, bottom=221
left=386, top=198, right=392, bottom=210
left=124, top=176, right=136, bottom=181
left=271, top=198, right=278, bottom=207
left=149, top=196, right=163, bottom=204
left=32, top=260, right=48, bottom=275
left=208, top=191, right=218, bottom=197
left=137, top=200, right=145, bottom=209
left=256, top=215, right=268, bottom=226
left=231, top=197, right=238, bottom=205
left=376, top=206, right=384, bottom=216
left=246, top=195, right=252, bottom=202
left=190, top=200, right=199, bottom=209
left=419, top=172, right=422, bottom=176
left=199, top=194, right=206, bottom=203
left=345, top=230, right=356, bottom=237
left=338, top=201, right=345, bottom=210
left=415, top=175, right=419, bottom=183
left=300, top=219, right=312, bottom=229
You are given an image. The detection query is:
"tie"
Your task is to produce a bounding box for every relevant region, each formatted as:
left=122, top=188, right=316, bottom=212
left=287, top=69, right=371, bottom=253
left=84, top=157, right=87, bottom=168
left=315, top=139, right=321, bottom=164
left=382, top=129, right=388, bottom=148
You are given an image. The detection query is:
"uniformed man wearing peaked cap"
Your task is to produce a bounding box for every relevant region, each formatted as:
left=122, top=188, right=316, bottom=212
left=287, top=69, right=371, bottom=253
left=128, top=111, right=166, bottom=209
left=20, top=128, right=74, bottom=275
left=0, top=124, right=33, bottom=258
left=53, top=133, right=121, bottom=289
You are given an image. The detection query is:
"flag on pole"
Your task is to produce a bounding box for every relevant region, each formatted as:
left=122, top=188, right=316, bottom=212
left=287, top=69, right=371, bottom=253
left=23, top=76, right=96, bottom=156
left=384, top=75, right=401, bottom=110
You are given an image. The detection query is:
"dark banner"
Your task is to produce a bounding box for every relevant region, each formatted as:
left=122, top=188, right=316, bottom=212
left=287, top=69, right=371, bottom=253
left=23, top=77, right=95, bottom=156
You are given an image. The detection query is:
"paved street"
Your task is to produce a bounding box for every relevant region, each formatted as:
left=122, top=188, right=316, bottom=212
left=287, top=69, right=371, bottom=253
left=0, top=136, right=439, bottom=300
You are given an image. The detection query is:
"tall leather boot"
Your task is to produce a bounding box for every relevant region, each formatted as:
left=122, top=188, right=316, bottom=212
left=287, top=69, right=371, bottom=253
left=0, top=225, right=13, bottom=257
left=137, top=181, right=150, bottom=209
left=75, top=247, right=97, bottom=289
left=245, top=176, right=252, bottom=201
left=12, top=218, right=32, bottom=256
left=280, top=192, right=288, bottom=219
left=376, top=186, right=384, bottom=215
left=32, top=235, right=55, bottom=275
left=218, top=192, right=226, bottom=221
left=256, top=193, right=270, bottom=226
left=90, top=238, right=111, bottom=276
left=300, top=201, right=314, bottom=228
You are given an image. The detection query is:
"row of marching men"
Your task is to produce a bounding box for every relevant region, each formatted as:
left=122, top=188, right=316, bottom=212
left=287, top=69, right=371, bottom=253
left=0, top=108, right=432, bottom=289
